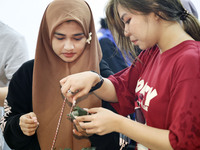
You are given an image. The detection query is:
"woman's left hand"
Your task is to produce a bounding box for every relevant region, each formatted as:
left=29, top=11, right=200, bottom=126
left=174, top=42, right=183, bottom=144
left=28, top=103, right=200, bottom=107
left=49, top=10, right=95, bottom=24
left=75, top=107, right=119, bottom=136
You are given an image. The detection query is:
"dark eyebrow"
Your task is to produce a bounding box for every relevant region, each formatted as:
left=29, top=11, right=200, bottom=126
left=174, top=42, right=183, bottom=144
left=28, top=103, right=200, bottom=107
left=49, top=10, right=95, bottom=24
left=54, top=32, right=65, bottom=36
left=120, top=14, right=126, bottom=22
left=54, top=32, right=84, bottom=37
left=73, top=33, right=84, bottom=36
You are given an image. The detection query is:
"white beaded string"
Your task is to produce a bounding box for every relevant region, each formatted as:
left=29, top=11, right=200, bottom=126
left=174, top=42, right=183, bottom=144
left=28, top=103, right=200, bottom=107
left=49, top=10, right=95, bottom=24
left=51, top=97, right=67, bottom=150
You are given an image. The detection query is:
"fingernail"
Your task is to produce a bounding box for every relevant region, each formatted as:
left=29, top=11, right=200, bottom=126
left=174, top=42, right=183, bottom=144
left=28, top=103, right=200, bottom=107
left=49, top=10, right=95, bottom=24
left=32, top=117, right=37, bottom=120
left=83, top=108, right=88, bottom=111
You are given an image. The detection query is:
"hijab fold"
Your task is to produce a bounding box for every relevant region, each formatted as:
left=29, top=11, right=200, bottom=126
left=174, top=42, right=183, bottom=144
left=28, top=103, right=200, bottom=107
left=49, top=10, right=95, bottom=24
left=32, top=0, right=102, bottom=149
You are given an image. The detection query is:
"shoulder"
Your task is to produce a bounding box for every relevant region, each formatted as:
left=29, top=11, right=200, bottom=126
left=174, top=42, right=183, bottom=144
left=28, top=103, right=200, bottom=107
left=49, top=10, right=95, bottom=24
left=21, top=59, right=34, bottom=68
left=137, top=45, right=159, bottom=64
left=176, top=41, right=200, bottom=64
left=100, top=59, right=114, bottom=78
left=8, top=60, right=34, bottom=94
left=18, top=59, right=34, bottom=70
left=172, top=41, right=200, bottom=81
left=99, top=38, right=114, bottom=46
left=0, top=23, right=24, bottom=40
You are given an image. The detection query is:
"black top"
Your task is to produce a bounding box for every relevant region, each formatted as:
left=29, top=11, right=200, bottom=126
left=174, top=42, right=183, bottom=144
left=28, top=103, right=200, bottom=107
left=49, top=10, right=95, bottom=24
left=2, top=59, right=120, bottom=150
left=99, top=38, right=129, bottom=74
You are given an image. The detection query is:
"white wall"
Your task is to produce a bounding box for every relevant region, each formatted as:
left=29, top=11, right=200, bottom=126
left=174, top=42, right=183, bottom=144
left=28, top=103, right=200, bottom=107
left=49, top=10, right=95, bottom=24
left=0, top=0, right=108, bottom=59
left=0, top=0, right=199, bottom=59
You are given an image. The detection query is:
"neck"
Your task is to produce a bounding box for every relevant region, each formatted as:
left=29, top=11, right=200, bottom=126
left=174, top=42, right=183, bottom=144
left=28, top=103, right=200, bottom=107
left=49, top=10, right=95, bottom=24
left=157, top=21, right=194, bottom=53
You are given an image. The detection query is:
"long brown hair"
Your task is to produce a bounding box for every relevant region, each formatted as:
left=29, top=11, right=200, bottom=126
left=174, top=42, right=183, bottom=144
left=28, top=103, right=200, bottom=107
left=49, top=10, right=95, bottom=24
left=106, top=0, right=200, bottom=58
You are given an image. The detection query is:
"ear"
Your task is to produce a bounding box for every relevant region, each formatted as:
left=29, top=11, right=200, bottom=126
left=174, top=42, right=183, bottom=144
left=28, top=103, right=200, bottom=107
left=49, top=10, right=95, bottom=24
left=154, top=12, right=161, bottom=21
left=155, top=11, right=167, bottom=21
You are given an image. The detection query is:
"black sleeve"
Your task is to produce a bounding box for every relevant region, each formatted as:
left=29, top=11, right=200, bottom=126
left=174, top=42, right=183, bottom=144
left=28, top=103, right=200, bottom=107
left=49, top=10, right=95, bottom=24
left=99, top=59, right=114, bottom=78
left=2, top=60, right=40, bottom=150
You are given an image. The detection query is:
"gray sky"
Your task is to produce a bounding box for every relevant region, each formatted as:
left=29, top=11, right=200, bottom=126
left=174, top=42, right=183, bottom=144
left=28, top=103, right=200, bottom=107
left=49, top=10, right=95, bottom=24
left=0, top=0, right=199, bottom=59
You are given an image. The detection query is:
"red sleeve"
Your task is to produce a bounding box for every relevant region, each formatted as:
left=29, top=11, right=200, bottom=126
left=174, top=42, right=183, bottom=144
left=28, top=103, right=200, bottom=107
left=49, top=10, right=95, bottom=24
left=168, top=46, right=200, bottom=149
left=108, top=49, right=153, bottom=116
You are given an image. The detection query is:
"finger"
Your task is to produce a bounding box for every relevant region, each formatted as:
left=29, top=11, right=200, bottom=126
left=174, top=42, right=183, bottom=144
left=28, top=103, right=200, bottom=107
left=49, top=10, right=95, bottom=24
left=29, top=112, right=37, bottom=117
left=73, top=129, right=83, bottom=136
left=68, top=87, right=80, bottom=95
left=73, top=120, right=89, bottom=136
left=76, top=115, right=93, bottom=122
left=24, top=125, right=38, bottom=131
left=73, top=119, right=79, bottom=126
left=23, top=117, right=38, bottom=124
left=20, top=116, right=39, bottom=129
left=21, top=122, right=39, bottom=129
left=72, top=88, right=90, bottom=102
left=61, top=83, right=71, bottom=98
left=29, top=113, right=38, bottom=123
left=20, top=116, right=35, bottom=125
left=66, top=90, right=74, bottom=103
left=60, top=77, right=68, bottom=86
left=87, top=107, right=101, bottom=114
left=85, top=126, right=105, bottom=135
left=85, top=128, right=97, bottom=135
left=75, top=123, right=85, bottom=133
left=79, top=121, right=94, bottom=129
left=21, top=125, right=38, bottom=135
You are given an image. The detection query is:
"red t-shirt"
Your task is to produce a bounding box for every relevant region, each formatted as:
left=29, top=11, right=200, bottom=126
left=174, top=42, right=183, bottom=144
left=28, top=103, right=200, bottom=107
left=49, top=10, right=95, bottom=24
left=109, top=40, right=200, bottom=150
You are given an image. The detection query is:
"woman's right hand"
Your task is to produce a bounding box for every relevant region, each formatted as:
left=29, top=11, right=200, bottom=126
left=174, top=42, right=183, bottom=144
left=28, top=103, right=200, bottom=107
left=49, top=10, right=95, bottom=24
left=19, top=112, right=39, bottom=136
left=60, top=71, right=100, bottom=103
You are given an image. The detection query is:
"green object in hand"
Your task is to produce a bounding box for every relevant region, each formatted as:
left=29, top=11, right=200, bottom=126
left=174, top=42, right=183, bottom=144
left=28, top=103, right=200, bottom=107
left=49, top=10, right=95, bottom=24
left=68, top=106, right=89, bottom=120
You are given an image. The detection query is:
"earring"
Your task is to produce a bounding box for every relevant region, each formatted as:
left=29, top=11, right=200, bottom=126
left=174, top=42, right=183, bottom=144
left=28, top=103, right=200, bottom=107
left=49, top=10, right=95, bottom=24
left=86, top=32, right=92, bottom=44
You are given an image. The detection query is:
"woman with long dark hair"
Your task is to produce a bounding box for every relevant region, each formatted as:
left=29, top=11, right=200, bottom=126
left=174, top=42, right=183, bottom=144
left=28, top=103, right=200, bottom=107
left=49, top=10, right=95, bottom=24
left=60, top=0, right=200, bottom=149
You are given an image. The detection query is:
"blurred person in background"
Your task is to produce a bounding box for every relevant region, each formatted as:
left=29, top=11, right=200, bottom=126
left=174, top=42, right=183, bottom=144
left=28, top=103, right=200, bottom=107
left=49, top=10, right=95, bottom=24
left=98, top=18, right=132, bottom=73
left=0, top=21, right=29, bottom=106
left=181, top=0, right=198, bottom=19
left=0, top=20, right=29, bottom=150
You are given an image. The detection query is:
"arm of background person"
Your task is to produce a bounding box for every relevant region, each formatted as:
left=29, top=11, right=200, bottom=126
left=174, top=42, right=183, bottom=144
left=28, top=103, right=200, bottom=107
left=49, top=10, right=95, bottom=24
left=1, top=29, right=29, bottom=107
left=0, top=87, right=8, bottom=106
left=2, top=60, right=40, bottom=150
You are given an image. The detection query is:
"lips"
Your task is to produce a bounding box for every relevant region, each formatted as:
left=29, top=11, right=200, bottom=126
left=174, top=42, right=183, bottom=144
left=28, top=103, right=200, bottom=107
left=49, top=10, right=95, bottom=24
left=63, top=53, right=75, bottom=58
left=131, top=40, right=138, bottom=45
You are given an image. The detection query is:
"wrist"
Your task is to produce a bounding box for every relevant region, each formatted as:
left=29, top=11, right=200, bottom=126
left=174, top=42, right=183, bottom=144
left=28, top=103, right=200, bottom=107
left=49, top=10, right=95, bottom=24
left=113, top=114, right=123, bottom=133
left=89, top=71, right=104, bottom=92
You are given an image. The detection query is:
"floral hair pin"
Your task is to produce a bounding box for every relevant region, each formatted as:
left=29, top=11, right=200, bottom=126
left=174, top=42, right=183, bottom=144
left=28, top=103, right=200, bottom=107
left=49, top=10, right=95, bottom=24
left=86, top=32, right=92, bottom=44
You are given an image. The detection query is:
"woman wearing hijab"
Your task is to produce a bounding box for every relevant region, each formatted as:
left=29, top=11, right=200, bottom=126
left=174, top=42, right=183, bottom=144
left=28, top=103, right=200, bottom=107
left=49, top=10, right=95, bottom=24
left=0, top=0, right=119, bottom=149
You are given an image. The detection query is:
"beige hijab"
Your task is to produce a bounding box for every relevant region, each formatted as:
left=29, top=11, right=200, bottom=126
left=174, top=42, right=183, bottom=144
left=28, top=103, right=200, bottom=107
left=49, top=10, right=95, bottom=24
left=32, top=0, right=102, bottom=149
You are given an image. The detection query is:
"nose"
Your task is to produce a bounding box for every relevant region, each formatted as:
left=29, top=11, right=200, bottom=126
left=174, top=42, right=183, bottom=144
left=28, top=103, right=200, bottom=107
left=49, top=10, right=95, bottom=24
left=64, top=40, right=74, bottom=50
left=124, top=25, right=130, bottom=37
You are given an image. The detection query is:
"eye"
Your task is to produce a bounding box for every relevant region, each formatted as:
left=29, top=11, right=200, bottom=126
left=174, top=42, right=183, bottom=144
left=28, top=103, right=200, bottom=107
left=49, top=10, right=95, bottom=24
left=73, top=35, right=85, bottom=41
left=54, top=35, right=65, bottom=40
left=56, top=37, right=65, bottom=40
left=74, top=37, right=83, bottom=41
left=125, top=18, right=131, bottom=24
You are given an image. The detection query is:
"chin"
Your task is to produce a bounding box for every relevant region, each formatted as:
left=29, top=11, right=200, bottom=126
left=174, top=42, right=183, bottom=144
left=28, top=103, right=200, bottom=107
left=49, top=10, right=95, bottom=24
left=60, top=57, right=75, bottom=63
left=138, top=45, right=146, bottom=50
left=138, top=44, right=152, bottom=50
